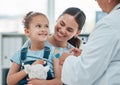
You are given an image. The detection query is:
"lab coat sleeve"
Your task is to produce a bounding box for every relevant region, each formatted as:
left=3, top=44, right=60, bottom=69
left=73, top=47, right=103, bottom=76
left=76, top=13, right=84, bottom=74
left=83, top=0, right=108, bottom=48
left=61, top=22, right=117, bottom=85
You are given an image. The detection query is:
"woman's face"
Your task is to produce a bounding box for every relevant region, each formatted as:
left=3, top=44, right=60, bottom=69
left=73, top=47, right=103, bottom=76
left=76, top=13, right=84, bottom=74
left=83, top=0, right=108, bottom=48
left=54, top=14, right=80, bottom=42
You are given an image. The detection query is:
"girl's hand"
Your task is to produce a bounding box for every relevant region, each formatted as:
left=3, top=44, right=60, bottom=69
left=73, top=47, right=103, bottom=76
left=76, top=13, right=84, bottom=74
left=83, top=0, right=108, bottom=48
left=70, top=48, right=82, bottom=57
left=32, top=60, right=45, bottom=65
left=27, top=78, right=42, bottom=85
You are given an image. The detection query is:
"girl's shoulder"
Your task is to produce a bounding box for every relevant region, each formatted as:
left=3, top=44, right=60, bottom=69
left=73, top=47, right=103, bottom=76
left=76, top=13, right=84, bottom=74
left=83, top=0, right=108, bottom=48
left=10, top=48, right=23, bottom=65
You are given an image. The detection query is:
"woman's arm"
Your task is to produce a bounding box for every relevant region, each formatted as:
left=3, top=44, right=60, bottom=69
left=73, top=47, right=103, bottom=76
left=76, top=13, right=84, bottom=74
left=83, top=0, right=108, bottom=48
left=7, top=62, right=27, bottom=85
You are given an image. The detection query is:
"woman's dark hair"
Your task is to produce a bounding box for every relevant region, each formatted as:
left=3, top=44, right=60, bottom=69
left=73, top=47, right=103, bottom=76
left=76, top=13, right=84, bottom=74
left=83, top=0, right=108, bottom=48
left=61, top=7, right=86, bottom=48
left=22, top=11, right=48, bottom=29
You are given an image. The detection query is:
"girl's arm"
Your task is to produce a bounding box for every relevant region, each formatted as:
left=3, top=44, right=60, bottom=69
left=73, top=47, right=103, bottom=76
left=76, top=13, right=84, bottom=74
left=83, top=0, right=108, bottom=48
left=7, top=62, right=27, bottom=85
left=54, top=57, right=61, bottom=79
left=27, top=51, right=63, bottom=85
left=27, top=59, right=62, bottom=85
left=28, top=78, right=62, bottom=85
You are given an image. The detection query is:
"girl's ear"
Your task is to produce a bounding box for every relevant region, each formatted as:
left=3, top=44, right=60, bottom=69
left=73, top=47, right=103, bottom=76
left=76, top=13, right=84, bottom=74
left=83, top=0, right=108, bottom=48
left=74, top=30, right=81, bottom=38
left=24, top=28, right=30, bottom=36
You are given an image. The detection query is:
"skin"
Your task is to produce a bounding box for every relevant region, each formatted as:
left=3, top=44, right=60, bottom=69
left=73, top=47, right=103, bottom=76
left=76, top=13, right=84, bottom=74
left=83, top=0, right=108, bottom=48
left=25, top=15, right=49, bottom=51
left=96, top=0, right=119, bottom=13
left=7, top=15, right=50, bottom=85
left=27, top=14, right=81, bottom=85
left=48, top=14, right=80, bottom=47
left=59, top=48, right=82, bottom=66
left=29, top=1, right=120, bottom=85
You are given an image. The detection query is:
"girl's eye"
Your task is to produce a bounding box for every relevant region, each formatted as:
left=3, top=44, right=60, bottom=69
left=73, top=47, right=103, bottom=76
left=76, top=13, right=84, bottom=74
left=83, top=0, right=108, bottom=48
left=45, top=25, right=49, bottom=28
left=36, top=25, right=41, bottom=28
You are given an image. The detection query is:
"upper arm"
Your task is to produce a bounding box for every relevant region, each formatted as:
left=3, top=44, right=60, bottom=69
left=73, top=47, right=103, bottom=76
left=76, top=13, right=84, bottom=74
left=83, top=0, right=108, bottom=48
left=7, top=62, right=20, bottom=76
left=53, top=58, right=61, bottom=79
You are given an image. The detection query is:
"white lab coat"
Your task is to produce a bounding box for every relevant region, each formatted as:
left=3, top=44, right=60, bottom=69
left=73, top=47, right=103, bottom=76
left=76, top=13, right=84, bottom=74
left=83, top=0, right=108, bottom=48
left=62, top=3, right=120, bottom=85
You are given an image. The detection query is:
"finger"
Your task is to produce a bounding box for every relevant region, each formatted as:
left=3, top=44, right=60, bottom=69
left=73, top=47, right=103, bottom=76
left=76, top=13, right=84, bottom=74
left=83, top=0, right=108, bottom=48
left=27, top=78, right=34, bottom=81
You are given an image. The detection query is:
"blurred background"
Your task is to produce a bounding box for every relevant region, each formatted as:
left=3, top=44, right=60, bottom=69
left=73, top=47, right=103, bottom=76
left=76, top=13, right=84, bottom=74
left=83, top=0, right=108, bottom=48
left=0, top=0, right=107, bottom=85
left=0, top=0, right=104, bottom=33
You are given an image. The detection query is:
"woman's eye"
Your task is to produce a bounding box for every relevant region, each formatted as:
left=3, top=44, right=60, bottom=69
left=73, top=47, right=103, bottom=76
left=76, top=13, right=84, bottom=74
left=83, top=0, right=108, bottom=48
left=67, top=28, right=74, bottom=32
left=60, top=21, right=65, bottom=26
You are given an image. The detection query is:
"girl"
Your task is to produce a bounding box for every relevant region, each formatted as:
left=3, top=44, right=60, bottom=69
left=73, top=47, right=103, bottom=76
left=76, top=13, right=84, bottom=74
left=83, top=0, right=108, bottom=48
left=7, top=11, right=56, bottom=85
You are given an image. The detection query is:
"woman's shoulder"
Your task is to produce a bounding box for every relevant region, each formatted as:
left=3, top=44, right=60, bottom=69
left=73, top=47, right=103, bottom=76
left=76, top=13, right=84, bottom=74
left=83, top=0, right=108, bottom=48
left=45, top=40, right=55, bottom=51
left=45, top=40, right=54, bottom=47
left=67, top=43, right=74, bottom=49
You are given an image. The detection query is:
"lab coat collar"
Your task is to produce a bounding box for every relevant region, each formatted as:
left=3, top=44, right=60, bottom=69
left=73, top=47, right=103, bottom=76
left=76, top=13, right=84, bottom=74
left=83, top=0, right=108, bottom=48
left=111, top=3, right=120, bottom=12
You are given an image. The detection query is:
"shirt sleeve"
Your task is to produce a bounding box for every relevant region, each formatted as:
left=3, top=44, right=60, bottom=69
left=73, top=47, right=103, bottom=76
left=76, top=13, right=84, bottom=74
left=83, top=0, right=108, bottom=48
left=10, top=50, right=21, bottom=65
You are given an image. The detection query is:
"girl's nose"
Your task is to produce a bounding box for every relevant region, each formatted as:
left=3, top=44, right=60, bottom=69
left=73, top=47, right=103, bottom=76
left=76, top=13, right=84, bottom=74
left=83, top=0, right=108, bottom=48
left=41, top=27, right=46, bottom=31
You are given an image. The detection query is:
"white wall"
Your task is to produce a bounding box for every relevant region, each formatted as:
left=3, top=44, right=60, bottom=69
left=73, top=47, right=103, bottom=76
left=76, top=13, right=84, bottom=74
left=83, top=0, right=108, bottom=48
left=0, top=0, right=101, bottom=33
left=55, top=0, right=101, bottom=34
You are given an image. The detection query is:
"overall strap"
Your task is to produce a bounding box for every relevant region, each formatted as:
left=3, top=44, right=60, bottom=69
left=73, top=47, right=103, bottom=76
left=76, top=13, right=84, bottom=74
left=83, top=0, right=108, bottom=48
left=20, top=47, right=28, bottom=70
left=43, top=46, right=51, bottom=59
left=20, top=46, right=51, bottom=63
left=20, top=47, right=28, bottom=61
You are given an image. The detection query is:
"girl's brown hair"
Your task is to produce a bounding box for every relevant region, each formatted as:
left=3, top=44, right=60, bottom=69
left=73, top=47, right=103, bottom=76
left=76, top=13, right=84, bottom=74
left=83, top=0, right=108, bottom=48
left=22, top=11, right=48, bottom=29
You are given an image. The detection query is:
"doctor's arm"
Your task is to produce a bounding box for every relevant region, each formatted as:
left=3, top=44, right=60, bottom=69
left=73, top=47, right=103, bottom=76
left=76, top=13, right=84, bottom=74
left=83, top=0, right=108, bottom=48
left=61, top=25, right=116, bottom=85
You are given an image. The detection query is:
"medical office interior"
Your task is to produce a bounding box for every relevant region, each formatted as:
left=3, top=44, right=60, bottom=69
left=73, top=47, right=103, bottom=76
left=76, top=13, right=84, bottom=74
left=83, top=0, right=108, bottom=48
left=0, top=0, right=107, bottom=85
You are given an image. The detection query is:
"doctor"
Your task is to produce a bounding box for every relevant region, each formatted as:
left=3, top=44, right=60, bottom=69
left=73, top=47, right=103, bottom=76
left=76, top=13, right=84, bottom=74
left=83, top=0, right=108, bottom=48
left=62, top=0, right=120, bottom=85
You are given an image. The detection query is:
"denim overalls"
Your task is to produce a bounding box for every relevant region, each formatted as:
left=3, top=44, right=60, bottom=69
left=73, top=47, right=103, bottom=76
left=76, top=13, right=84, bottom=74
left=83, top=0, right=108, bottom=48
left=18, top=46, right=54, bottom=85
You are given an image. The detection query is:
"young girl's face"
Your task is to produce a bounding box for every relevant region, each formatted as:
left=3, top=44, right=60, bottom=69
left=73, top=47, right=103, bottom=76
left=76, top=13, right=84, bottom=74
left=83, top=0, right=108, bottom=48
left=25, top=15, right=49, bottom=42
left=54, top=14, right=80, bottom=42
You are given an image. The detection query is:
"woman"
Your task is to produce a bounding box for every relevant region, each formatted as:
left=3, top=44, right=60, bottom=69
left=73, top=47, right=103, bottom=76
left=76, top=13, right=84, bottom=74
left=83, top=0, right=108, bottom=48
left=23, top=7, right=86, bottom=85
left=62, top=0, right=120, bottom=85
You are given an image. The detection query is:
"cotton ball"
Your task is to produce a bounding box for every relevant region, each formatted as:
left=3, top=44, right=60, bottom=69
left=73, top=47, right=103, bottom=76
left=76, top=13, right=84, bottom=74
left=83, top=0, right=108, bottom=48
left=28, top=64, right=50, bottom=79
